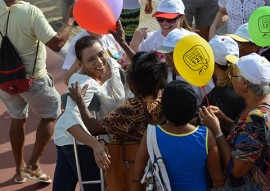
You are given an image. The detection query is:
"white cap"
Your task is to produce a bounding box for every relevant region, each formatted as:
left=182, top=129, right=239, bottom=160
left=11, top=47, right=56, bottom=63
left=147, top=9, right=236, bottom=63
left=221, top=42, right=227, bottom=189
left=152, top=0, right=185, bottom=19
left=209, top=35, right=239, bottom=66
left=156, top=28, right=197, bottom=53
left=226, top=53, right=270, bottom=84
left=226, top=23, right=253, bottom=43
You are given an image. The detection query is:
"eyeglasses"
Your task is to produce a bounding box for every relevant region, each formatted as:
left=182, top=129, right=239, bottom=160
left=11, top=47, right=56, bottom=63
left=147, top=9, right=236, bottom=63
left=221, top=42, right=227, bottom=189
left=231, top=75, right=241, bottom=78
left=229, top=74, right=242, bottom=80
left=156, top=15, right=182, bottom=23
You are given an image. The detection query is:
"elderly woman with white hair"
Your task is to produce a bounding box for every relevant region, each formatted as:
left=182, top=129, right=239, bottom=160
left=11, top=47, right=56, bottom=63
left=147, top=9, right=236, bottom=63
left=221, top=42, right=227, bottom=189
left=199, top=53, right=270, bottom=190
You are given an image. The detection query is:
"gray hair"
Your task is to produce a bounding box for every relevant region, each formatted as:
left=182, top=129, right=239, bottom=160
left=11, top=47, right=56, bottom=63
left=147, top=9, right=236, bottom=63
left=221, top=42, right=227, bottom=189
left=248, top=82, right=270, bottom=95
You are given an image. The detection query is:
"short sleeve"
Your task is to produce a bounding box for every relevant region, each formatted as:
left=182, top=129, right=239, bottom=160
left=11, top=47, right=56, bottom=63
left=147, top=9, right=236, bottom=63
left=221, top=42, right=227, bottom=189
left=32, top=6, right=57, bottom=43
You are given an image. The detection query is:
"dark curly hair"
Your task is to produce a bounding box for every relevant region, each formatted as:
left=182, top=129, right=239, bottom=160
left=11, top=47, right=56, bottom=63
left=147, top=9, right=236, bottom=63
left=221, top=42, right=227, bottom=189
left=162, top=80, right=197, bottom=126
left=127, top=52, right=168, bottom=98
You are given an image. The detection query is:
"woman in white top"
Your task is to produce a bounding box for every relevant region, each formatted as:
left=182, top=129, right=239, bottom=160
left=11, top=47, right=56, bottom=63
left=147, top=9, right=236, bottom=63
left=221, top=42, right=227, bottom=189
left=53, top=36, right=125, bottom=191
left=130, top=0, right=192, bottom=53
left=209, top=0, right=270, bottom=39
left=62, top=30, right=126, bottom=85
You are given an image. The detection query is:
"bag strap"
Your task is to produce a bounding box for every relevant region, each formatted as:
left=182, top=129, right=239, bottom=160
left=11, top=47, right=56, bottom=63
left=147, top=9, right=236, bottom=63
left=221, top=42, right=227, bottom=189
left=31, top=41, right=40, bottom=78
left=146, top=124, right=155, bottom=163
left=148, top=124, right=172, bottom=190
left=0, top=10, right=11, bottom=38
left=151, top=125, right=163, bottom=159
left=0, top=10, right=39, bottom=78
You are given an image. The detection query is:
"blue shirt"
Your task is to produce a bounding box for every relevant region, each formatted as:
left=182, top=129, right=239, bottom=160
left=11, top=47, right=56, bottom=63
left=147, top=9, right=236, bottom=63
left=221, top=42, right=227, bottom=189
left=156, top=125, right=208, bottom=191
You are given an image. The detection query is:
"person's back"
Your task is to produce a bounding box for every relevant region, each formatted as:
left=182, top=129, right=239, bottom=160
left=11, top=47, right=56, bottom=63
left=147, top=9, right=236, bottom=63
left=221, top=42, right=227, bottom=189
left=156, top=125, right=208, bottom=190
left=131, top=80, right=224, bottom=191
left=0, top=1, right=55, bottom=78
left=0, top=0, right=75, bottom=183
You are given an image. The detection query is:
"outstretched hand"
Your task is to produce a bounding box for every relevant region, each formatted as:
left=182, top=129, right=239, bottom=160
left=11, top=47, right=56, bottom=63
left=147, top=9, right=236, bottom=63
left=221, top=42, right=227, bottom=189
left=109, top=20, right=126, bottom=44
left=68, top=82, right=88, bottom=103
left=93, top=141, right=111, bottom=169
left=199, top=106, right=221, bottom=135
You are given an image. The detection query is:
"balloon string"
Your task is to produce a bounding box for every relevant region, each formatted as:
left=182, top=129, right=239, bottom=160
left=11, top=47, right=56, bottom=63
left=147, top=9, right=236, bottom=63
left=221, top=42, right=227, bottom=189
left=201, top=86, right=210, bottom=107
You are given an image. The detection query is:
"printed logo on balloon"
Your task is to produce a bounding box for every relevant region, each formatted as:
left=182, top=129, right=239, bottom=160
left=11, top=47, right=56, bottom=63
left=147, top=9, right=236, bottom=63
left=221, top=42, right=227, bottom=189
left=183, top=45, right=210, bottom=75
left=248, top=6, right=270, bottom=47
left=73, top=0, right=123, bottom=34
left=173, top=35, right=214, bottom=87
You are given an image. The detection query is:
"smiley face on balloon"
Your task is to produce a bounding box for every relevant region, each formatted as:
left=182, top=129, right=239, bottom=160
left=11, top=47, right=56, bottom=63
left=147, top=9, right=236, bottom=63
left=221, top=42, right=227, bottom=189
left=73, top=0, right=123, bottom=34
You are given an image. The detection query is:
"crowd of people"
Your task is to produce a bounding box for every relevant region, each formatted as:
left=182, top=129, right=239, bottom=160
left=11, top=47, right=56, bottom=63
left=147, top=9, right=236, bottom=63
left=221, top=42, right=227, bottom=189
left=0, top=0, right=269, bottom=190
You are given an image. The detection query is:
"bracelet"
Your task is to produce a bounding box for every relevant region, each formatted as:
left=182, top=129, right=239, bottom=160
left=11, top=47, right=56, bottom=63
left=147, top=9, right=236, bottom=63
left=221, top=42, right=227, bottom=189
left=214, top=132, right=224, bottom=141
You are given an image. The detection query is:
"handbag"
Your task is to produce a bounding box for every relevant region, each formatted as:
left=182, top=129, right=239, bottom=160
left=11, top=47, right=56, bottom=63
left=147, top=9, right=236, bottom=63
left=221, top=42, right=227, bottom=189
left=141, top=125, right=171, bottom=191
left=0, top=10, right=39, bottom=94
left=105, top=131, right=141, bottom=191
left=105, top=141, right=140, bottom=191
left=105, top=98, right=152, bottom=191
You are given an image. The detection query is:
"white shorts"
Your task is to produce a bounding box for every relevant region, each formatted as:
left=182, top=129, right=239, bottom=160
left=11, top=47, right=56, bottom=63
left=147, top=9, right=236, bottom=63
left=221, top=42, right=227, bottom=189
left=0, top=74, right=61, bottom=119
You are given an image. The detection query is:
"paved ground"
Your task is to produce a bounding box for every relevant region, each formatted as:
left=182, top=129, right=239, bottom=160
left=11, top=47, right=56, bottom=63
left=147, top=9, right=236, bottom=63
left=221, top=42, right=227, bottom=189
left=0, top=0, right=160, bottom=191
left=0, top=1, right=227, bottom=190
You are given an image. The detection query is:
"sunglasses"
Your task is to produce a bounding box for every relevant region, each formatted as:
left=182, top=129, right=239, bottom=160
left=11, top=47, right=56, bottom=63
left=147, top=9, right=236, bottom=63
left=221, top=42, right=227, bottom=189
left=156, top=15, right=182, bottom=23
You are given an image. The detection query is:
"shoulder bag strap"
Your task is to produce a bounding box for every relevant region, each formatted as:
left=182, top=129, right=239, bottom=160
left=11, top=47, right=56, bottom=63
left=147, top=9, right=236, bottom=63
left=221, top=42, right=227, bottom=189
left=146, top=124, right=155, bottom=163
left=151, top=125, right=172, bottom=190
left=0, top=10, right=11, bottom=38
left=31, top=41, right=39, bottom=78
left=151, top=125, right=162, bottom=158
left=5, top=10, right=10, bottom=36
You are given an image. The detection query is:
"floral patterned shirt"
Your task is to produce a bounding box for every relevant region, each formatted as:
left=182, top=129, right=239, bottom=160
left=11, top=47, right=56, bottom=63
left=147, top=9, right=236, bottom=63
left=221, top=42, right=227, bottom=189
left=227, top=104, right=270, bottom=190
left=218, top=0, right=270, bottom=33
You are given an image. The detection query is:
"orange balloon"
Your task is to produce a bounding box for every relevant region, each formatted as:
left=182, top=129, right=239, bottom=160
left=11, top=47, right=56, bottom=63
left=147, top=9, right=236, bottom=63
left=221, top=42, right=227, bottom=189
left=73, top=0, right=117, bottom=34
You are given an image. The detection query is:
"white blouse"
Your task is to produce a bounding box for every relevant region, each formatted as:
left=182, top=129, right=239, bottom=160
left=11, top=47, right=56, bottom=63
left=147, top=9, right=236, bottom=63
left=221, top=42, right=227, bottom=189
left=218, top=0, right=270, bottom=33
left=54, top=57, right=125, bottom=146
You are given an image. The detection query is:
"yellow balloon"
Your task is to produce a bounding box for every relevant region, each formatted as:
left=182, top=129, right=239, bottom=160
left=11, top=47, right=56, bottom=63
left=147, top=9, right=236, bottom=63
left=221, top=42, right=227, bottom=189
left=173, top=35, right=214, bottom=87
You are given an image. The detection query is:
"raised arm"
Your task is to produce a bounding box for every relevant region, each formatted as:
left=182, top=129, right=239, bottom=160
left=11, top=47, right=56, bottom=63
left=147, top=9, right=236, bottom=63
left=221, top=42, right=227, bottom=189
left=207, top=105, right=234, bottom=134
left=63, top=60, right=82, bottom=86
left=144, top=0, right=153, bottom=14
left=45, top=3, right=75, bottom=52
left=209, top=7, right=228, bottom=40
left=199, top=106, right=255, bottom=178
left=109, top=20, right=135, bottom=60
left=129, top=28, right=148, bottom=52
left=68, top=82, right=108, bottom=135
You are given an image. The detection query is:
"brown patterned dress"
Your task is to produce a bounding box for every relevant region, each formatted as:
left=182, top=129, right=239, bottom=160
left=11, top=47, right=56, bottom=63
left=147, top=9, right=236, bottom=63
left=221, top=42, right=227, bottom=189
left=100, top=89, right=166, bottom=142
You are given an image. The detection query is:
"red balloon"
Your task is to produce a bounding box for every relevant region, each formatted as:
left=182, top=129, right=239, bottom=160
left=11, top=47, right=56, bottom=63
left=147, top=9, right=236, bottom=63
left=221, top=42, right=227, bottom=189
left=73, top=0, right=117, bottom=34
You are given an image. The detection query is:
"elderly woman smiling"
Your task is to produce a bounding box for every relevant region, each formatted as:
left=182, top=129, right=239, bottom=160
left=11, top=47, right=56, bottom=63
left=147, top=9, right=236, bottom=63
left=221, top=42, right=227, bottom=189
left=199, top=53, right=270, bottom=190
